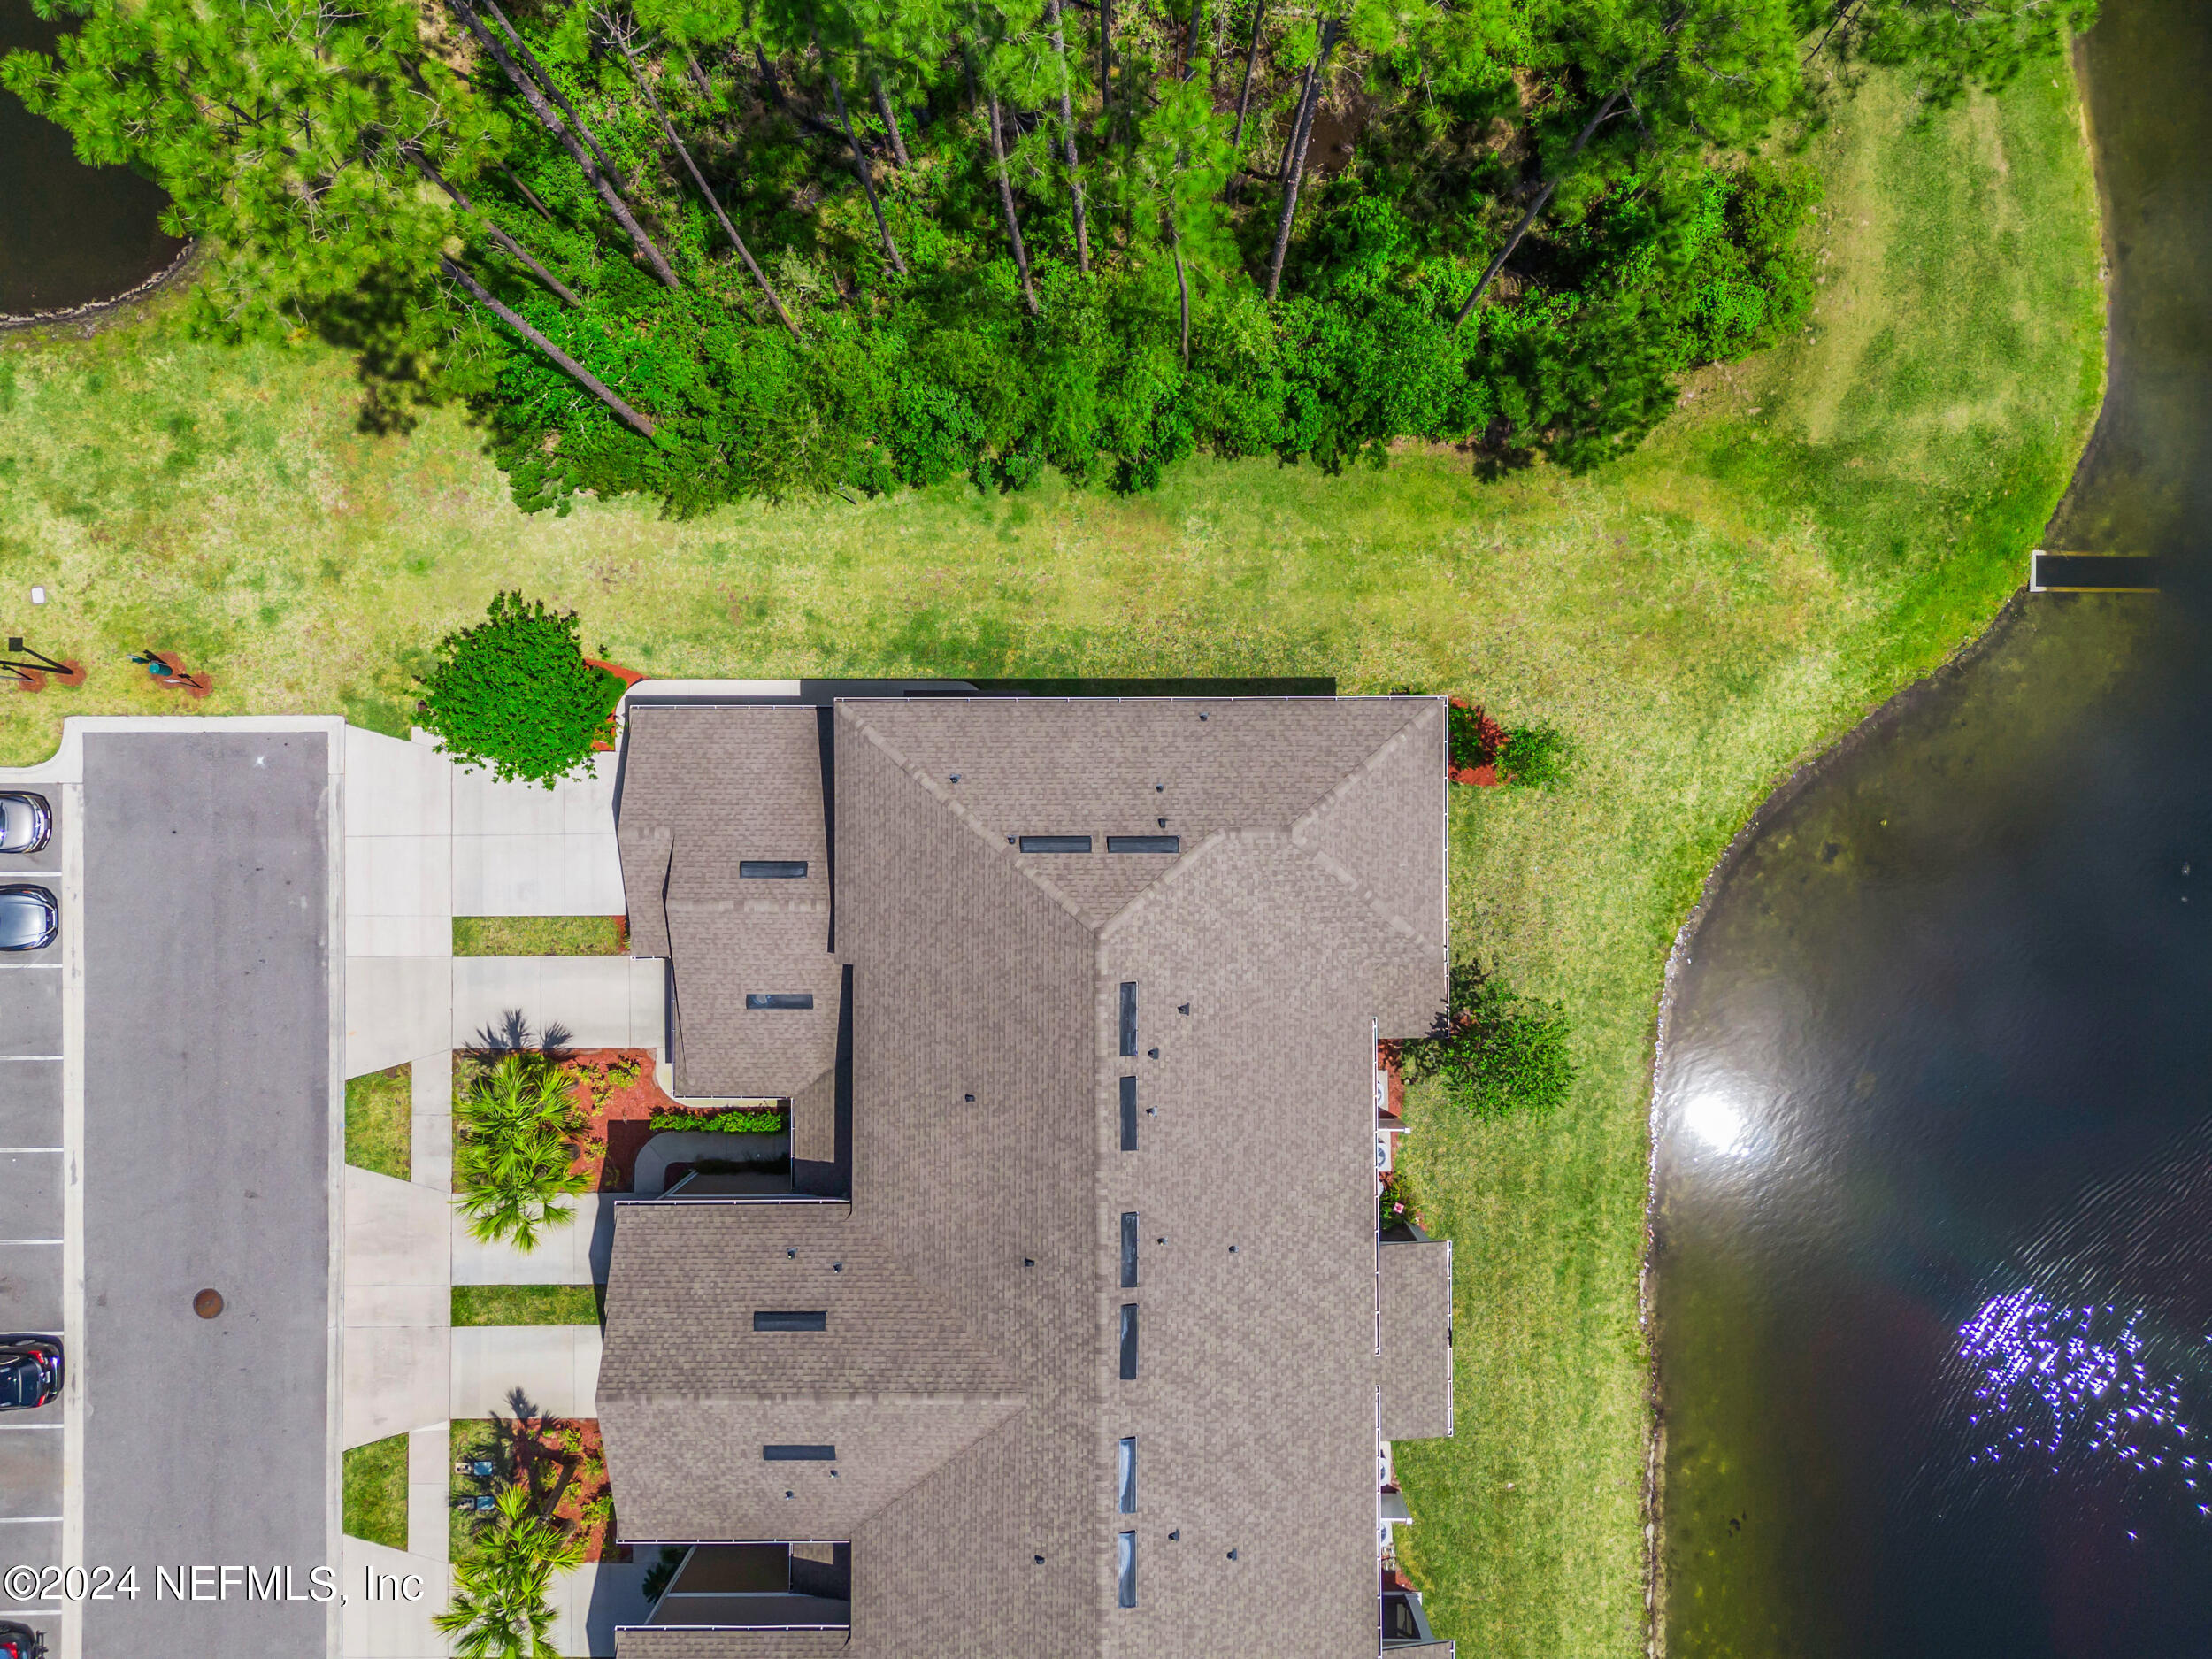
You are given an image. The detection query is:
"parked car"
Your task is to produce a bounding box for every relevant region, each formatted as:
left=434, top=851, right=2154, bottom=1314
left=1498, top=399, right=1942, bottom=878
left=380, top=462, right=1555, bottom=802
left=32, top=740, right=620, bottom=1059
left=0, top=887, right=55, bottom=953
left=0, top=1620, right=45, bottom=1659
left=0, top=794, right=50, bottom=856
left=0, top=1337, right=62, bottom=1411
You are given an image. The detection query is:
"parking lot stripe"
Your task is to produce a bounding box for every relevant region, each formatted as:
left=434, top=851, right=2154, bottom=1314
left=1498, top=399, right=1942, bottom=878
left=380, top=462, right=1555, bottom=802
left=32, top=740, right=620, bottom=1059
left=0, top=964, right=60, bottom=970
left=0, top=1516, right=62, bottom=1523
left=0, top=1238, right=61, bottom=1246
left=0, top=1148, right=62, bottom=1154
left=0, top=1056, right=64, bottom=1062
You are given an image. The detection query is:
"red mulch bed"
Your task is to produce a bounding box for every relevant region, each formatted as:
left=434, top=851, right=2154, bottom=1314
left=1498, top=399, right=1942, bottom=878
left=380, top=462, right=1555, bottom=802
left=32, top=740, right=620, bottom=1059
left=587, top=658, right=647, bottom=753
left=1448, top=697, right=1505, bottom=787
left=511, top=1417, right=627, bottom=1563
left=557, top=1048, right=687, bottom=1193
left=1377, top=1042, right=1407, bottom=1118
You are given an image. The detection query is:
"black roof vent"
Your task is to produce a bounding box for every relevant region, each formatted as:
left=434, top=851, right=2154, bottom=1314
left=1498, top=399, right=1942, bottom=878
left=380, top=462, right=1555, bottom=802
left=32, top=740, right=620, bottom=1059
left=1019, top=835, right=1092, bottom=853
left=753, top=1310, right=827, bottom=1332
left=764, top=1445, right=836, bottom=1461
left=1109, top=835, right=1179, bottom=854
left=747, top=993, right=815, bottom=1010
left=740, top=860, right=807, bottom=879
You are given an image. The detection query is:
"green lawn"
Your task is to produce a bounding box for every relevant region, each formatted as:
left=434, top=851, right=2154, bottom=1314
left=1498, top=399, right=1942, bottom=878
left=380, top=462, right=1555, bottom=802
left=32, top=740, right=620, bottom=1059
left=452, top=915, right=628, bottom=956
left=451, top=1283, right=603, bottom=1326
left=0, top=61, right=2101, bottom=1659
left=342, top=1433, right=409, bottom=1550
left=344, top=1064, right=411, bottom=1181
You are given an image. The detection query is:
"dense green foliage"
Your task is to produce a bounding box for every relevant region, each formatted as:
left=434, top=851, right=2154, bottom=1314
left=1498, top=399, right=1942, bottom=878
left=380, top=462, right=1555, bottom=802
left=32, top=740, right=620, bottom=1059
left=4, top=0, right=2087, bottom=511
left=435, top=1482, right=583, bottom=1659
left=418, top=592, right=624, bottom=785
left=649, top=1106, right=787, bottom=1133
left=1402, top=961, right=1575, bottom=1118
left=453, top=1053, right=591, bottom=1250
left=1496, top=721, right=1574, bottom=787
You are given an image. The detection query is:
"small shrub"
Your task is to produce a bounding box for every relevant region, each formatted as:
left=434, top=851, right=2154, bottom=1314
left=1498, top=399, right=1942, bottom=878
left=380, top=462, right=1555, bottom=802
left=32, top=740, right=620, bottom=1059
left=1379, top=1169, right=1428, bottom=1234
left=1448, top=703, right=1505, bottom=772
left=1497, top=724, right=1577, bottom=789
left=417, top=591, right=626, bottom=787
left=648, top=1107, right=787, bottom=1134
left=1402, top=962, right=1575, bottom=1120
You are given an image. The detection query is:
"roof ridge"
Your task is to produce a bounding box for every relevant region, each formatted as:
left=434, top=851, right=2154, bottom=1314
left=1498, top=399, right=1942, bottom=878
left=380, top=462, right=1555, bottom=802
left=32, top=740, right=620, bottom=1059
left=1095, top=826, right=1276, bottom=940
left=1288, top=698, right=1447, bottom=949
left=836, top=701, right=1100, bottom=933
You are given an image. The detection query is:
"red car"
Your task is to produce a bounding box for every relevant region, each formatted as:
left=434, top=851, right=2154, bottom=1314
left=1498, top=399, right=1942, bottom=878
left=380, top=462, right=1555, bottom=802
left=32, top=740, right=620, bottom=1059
left=0, top=1338, right=61, bottom=1411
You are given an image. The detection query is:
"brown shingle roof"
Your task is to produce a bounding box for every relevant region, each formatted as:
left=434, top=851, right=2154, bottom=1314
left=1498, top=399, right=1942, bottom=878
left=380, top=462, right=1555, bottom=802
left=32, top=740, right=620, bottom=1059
left=1379, top=1239, right=1455, bottom=1442
left=604, top=695, right=1452, bottom=1659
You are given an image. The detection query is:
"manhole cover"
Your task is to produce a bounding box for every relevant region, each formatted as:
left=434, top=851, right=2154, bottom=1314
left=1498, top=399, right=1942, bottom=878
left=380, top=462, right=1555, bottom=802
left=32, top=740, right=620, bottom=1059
left=192, top=1288, right=224, bottom=1319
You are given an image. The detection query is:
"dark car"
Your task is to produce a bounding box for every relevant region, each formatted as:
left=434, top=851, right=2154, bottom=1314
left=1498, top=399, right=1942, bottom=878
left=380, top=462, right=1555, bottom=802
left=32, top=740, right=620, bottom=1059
left=0, top=794, right=50, bottom=856
left=0, top=1337, right=61, bottom=1411
left=0, top=887, right=56, bottom=952
left=0, top=1621, right=44, bottom=1659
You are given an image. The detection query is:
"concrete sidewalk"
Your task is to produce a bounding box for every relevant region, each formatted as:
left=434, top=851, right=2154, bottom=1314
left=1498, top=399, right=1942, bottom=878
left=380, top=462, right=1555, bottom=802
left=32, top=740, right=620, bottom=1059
left=449, top=1325, right=603, bottom=1420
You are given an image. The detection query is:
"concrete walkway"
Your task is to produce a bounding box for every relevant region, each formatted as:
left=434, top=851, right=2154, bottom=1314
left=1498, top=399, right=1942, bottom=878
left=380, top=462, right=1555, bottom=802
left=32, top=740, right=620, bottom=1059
left=451, top=956, right=664, bottom=1053
left=450, top=1325, right=603, bottom=1420
left=451, top=1194, right=618, bottom=1287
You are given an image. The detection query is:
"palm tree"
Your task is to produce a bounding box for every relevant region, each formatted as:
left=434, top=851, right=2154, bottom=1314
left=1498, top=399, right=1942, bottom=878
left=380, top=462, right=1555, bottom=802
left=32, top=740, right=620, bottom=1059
left=454, top=1052, right=590, bottom=1251
left=434, top=1483, right=585, bottom=1659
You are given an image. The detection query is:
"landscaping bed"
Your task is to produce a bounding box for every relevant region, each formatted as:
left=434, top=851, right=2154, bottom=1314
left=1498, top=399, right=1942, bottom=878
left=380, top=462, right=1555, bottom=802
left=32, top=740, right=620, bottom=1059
left=450, top=1415, right=626, bottom=1564
left=344, top=1064, right=410, bottom=1181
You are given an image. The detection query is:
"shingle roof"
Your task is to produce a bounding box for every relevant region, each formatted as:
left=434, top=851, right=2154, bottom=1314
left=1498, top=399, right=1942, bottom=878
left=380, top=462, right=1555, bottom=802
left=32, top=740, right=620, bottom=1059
left=1379, top=1239, right=1455, bottom=1442
left=603, top=695, right=1452, bottom=1659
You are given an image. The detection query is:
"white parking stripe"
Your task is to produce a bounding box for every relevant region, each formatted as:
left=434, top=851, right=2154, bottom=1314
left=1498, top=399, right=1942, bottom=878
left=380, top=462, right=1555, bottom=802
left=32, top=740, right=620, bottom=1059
left=0, top=1239, right=61, bottom=1246
left=0, top=964, right=60, bottom=970
left=0, top=1425, right=61, bottom=1432
left=0, top=1056, right=63, bottom=1062
left=0, top=1516, right=62, bottom=1523
left=0, top=1148, right=62, bottom=1155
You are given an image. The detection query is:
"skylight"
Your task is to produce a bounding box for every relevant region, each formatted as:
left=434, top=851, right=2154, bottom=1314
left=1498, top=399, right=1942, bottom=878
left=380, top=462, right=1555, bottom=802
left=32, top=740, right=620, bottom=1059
left=753, top=1310, right=828, bottom=1332
left=1117, top=1531, right=1136, bottom=1608
left=745, top=993, right=815, bottom=1010
left=1118, top=1439, right=1136, bottom=1514
left=1018, top=835, right=1092, bottom=853
left=1107, top=836, right=1179, bottom=854
left=1121, top=1212, right=1139, bottom=1287
left=1118, top=983, right=1137, bottom=1056
left=1118, top=1303, right=1138, bottom=1380
left=762, top=1445, right=836, bottom=1461
left=739, top=860, right=808, bottom=878
left=1119, top=1077, right=1138, bottom=1152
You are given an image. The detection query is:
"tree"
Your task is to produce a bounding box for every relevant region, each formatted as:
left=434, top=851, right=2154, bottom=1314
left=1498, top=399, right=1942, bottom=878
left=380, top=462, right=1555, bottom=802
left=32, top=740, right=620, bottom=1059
left=417, top=593, right=627, bottom=787
left=1399, top=962, right=1575, bottom=1119
left=1814, top=0, right=2100, bottom=104
left=453, top=1052, right=592, bottom=1250
left=435, top=1482, right=585, bottom=1659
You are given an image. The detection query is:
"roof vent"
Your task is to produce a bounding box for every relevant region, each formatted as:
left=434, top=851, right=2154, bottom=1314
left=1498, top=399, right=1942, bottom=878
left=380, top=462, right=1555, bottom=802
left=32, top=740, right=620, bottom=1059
left=753, top=1310, right=827, bottom=1332
left=1018, top=835, right=1092, bottom=853
left=1179, top=1003, right=1190, bottom=1016
left=1108, top=835, right=1179, bottom=854
left=964, top=1093, right=975, bottom=1102
left=1227, top=1549, right=1238, bottom=1560
left=746, top=993, right=815, bottom=1010
left=740, top=860, right=808, bottom=879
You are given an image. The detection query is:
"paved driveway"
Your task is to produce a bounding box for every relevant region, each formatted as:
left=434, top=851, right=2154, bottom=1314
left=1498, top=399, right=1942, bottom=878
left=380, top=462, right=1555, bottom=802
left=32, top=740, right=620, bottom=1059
left=81, top=732, right=335, bottom=1656
left=0, top=792, right=65, bottom=1613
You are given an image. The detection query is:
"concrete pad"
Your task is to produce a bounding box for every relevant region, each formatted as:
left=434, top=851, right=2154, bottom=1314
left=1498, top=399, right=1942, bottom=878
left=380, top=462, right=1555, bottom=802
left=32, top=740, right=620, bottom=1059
left=557, top=1561, right=654, bottom=1658
left=540, top=957, right=646, bottom=1049
left=453, top=764, right=575, bottom=839
left=0, top=1242, right=60, bottom=1331
left=0, top=968, right=60, bottom=1057
left=0, top=1513, right=60, bottom=1578
left=0, top=1150, right=61, bottom=1240
left=346, top=1324, right=452, bottom=1449
left=411, top=1054, right=454, bottom=1194
left=349, top=915, right=453, bottom=959
left=0, top=1429, right=60, bottom=1516
left=340, top=1535, right=450, bottom=1659
left=347, top=1285, right=449, bottom=1328
left=453, top=957, right=659, bottom=1052
left=449, top=1325, right=602, bottom=1420
left=450, top=1194, right=614, bottom=1286
left=349, top=833, right=454, bottom=922
left=0, top=1058, right=60, bottom=1144
left=349, top=957, right=452, bottom=1079
left=565, top=834, right=626, bottom=915
left=454, top=833, right=560, bottom=914
left=406, top=1425, right=450, bottom=1563
left=344, top=727, right=452, bottom=841
left=451, top=956, right=541, bottom=1050
left=345, top=1166, right=451, bottom=1288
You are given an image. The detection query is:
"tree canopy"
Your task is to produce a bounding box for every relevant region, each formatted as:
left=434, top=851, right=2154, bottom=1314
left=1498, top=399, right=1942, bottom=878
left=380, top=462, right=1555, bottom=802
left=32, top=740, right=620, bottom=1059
left=3, top=0, right=2094, bottom=511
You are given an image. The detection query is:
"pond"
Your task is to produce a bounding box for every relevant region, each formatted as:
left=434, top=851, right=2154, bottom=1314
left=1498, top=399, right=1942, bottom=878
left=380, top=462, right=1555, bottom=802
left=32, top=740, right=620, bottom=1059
left=0, top=0, right=185, bottom=319
left=1649, top=3, right=2212, bottom=1655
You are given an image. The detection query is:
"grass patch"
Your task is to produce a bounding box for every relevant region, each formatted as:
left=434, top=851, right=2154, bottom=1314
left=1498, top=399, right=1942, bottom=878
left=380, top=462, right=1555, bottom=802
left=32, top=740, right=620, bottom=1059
left=343, top=1064, right=410, bottom=1181
left=449, top=1418, right=501, bottom=1561
left=452, top=915, right=628, bottom=956
left=451, top=1283, right=603, bottom=1326
left=0, top=63, right=2101, bottom=1659
left=342, top=1433, right=408, bottom=1550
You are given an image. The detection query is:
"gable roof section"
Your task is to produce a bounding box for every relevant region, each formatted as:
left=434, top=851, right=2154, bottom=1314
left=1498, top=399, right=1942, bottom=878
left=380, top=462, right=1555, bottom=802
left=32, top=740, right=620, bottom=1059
left=597, top=1203, right=1024, bottom=1541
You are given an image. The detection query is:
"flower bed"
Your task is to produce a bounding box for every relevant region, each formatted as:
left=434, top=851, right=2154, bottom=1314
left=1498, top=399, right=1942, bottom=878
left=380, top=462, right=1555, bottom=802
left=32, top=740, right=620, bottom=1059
left=1447, top=699, right=1505, bottom=787
left=550, top=1048, right=685, bottom=1192
left=647, top=1105, right=786, bottom=1134
left=452, top=1415, right=626, bottom=1563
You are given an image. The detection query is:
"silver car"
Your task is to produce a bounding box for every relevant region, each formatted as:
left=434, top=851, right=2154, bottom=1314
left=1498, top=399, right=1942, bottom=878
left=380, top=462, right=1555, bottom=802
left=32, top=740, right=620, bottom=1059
left=0, top=794, right=50, bottom=856
left=0, top=887, right=57, bottom=952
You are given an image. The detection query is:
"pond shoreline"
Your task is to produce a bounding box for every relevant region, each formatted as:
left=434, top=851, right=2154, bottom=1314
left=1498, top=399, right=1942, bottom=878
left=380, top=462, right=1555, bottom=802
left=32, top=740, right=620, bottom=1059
left=0, top=237, right=196, bottom=335
left=1634, top=583, right=2037, bottom=1656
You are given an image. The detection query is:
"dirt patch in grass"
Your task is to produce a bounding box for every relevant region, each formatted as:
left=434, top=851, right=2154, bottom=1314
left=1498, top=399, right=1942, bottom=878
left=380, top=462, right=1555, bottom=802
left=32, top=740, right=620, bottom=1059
left=342, top=1433, right=408, bottom=1549
left=452, top=915, right=629, bottom=956
left=344, top=1064, right=410, bottom=1181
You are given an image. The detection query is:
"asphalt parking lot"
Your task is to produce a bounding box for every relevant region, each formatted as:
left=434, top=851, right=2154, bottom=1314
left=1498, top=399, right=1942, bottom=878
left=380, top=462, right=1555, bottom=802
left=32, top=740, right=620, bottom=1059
left=80, top=731, right=335, bottom=1656
left=0, top=788, right=65, bottom=1612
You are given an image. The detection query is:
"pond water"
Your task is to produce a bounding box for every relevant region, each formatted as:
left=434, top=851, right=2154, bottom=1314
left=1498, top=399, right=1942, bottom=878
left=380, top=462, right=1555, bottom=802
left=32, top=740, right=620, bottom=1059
left=0, top=0, right=184, bottom=318
left=1649, top=4, right=2212, bottom=1655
